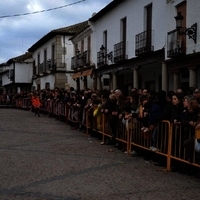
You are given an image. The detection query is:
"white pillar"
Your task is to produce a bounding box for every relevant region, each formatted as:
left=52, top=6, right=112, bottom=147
left=173, top=73, right=179, bottom=91
left=162, top=62, right=167, bottom=92
left=97, top=76, right=102, bottom=91
left=189, top=68, right=196, bottom=88
left=112, top=72, right=117, bottom=90
left=93, top=75, right=97, bottom=90
left=133, top=69, right=138, bottom=89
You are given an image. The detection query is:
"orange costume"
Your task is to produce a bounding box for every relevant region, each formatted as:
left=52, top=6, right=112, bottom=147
left=32, top=96, right=41, bottom=108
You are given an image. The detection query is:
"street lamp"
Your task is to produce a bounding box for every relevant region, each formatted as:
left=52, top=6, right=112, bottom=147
left=174, top=12, right=197, bottom=43
left=100, top=45, right=113, bottom=62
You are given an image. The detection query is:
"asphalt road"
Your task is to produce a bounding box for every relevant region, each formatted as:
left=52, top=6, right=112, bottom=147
left=0, top=109, right=200, bottom=200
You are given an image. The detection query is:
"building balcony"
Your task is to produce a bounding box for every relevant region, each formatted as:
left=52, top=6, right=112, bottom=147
left=71, top=56, right=76, bottom=70
left=97, top=51, right=108, bottom=67
left=167, top=29, right=185, bottom=58
left=82, top=50, right=90, bottom=66
left=71, top=56, right=82, bottom=70
left=38, top=63, right=45, bottom=74
left=71, top=50, right=90, bottom=70
left=135, top=30, right=154, bottom=56
left=46, top=59, right=56, bottom=71
left=34, top=61, right=56, bottom=76
left=114, top=41, right=127, bottom=63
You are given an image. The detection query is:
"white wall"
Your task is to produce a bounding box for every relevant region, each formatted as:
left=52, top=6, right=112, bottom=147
left=2, top=73, right=11, bottom=86
left=15, top=63, right=32, bottom=83
left=67, top=74, right=76, bottom=89
left=62, top=36, right=73, bottom=71
left=32, top=37, right=55, bottom=63
left=32, top=74, right=55, bottom=90
left=90, top=0, right=168, bottom=67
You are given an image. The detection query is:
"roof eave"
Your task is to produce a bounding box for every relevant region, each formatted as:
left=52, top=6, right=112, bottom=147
left=28, top=32, right=74, bottom=52
left=89, top=0, right=125, bottom=22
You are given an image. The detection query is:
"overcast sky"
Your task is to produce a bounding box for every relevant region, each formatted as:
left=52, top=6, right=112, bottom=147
left=0, top=0, right=112, bottom=63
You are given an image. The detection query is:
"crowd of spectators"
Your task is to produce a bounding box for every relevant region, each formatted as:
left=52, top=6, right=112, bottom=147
left=1, top=86, right=200, bottom=174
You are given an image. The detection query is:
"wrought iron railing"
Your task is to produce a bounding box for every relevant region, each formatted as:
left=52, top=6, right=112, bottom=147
left=97, top=51, right=107, bottom=67
left=114, top=41, right=127, bottom=62
left=71, top=50, right=90, bottom=70
left=167, top=29, right=185, bottom=58
left=135, top=30, right=154, bottom=56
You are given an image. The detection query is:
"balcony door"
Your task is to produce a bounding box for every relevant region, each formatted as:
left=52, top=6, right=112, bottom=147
left=146, top=4, right=152, bottom=52
left=176, top=2, right=186, bottom=51
left=121, top=17, right=126, bottom=59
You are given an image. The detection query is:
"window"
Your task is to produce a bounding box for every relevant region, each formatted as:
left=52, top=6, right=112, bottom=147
left=146, top=4, right=152, bottom=50
left=45, top=82, right=50, bottom=90
left=121, top=17, right=127, bottom=55
left=103, top=30, right=107, bottom=48
left=37, top=53, right=40, bottom=74
left=81, top=40, right=84, bottom=53
left=87, top=36, right=91, bottom=62
left=44, top=49, right=47, bottom=72
left=102, top=30, right=108, bottom=63
left=33, top=60, right=36, bottom=74
left=51, top=44, right=55, bottom=64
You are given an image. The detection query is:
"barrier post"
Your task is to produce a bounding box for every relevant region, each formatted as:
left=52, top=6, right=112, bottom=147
left=101, top=114, right=105, bottom=143
left=126, top=121, right=130, bottom=154
left=166, top=122, right=173, bottom=171
left=86, top=111, right=89, bottom=136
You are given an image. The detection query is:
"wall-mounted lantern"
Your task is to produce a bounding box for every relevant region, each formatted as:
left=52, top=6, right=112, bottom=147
left=174, top=12, right=197, bottom=43
left=100, top=45, right=113, bottom=62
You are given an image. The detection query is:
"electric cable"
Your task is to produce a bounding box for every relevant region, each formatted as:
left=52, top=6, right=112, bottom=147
left=0, top=0, right=86, bottom=18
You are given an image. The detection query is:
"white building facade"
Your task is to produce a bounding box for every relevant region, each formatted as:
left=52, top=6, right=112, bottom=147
left=0, top=53, right=33, bottom=94
left=88, top=0, right=200, bottom=95
left=69, top=22, right=95, bottom=91
left=28, top=21, right=88, bottom=91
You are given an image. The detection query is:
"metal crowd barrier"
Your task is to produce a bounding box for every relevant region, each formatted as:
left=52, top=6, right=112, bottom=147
left=129, top=119, right=172, bottom=170
left=170, top=123, right=200, bottom=168
left=0, top=98, right=16, bottom=107
left=5, top=98, right=200, bottom=172
left=15, top=98, right=30, bottom=109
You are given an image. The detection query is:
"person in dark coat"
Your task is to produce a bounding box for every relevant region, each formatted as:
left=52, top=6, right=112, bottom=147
left=182, top=96, right=199, bottom=161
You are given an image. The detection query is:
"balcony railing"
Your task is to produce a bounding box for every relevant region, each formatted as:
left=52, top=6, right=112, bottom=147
left=167, top=29, right=185, bottom=58
left=71, top=50, right=90, bottom=70
left=38, top=63, right=45, bottom=74
left=71, top=56, right=83, bottom=70
left=114, top=41, right=127, bottom=63
left=71, top=56, right=76, bottom=70
left=36, top=60, right=56, bottom=75
left=97, top=51, right=107, bottom=67
left=135, top=30, right=154, bottom=56
left=82, top=50, right=90, bottom=66
left=46, top=60, right=51, bottom=71
left=46, top=59, right=56, bottom=71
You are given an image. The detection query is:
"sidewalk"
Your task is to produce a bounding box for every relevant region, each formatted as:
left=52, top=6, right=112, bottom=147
left=0, top=109, right=200, bottom=200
